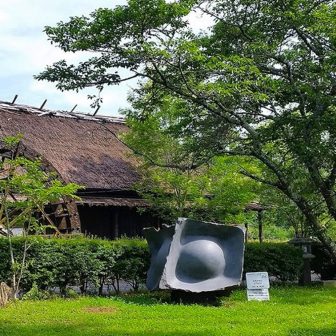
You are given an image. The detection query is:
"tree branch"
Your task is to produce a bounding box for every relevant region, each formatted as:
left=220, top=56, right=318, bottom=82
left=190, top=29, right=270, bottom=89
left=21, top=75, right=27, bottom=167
left=240, top=169, right=279, bottom=188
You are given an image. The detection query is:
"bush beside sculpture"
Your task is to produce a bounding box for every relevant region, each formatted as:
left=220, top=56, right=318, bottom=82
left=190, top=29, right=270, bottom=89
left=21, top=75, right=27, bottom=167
left=0, top=236, right=149, bottom=295
left=0, top=236, right=303, bottom=295
left=311, top=243, right=336, bottom=280
left=244, top=243, right=303, bottom=281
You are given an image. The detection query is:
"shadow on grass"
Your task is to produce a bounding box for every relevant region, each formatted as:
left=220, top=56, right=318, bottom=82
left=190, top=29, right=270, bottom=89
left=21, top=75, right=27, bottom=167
left=289, top=327, right=336, bottom=336
left=116, top=291, right=172, bottom=306
left=117, top=285, right=335, bottom=307
left=117, top=291, right=227, bottom=306
left=0, top=322, right=208, bottom=336
left=2, top=323, right=336, bottom=336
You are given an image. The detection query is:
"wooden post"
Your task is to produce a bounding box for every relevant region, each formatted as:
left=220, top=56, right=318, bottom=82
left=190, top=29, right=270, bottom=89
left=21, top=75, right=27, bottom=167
left=11, top=95, right=18, bottom=105
left=39, top=99, right=47, bottom=110
left=66, top=199, right=81, bottom=233
left=258, top=210, right=263, bottom=243
left=244, top=223, right=248, bottom=243
left=113, top=210, right=119, bottom=239
left=70, top=104, right=77, bottom=113
left=93, top=106, right=101, bottom=116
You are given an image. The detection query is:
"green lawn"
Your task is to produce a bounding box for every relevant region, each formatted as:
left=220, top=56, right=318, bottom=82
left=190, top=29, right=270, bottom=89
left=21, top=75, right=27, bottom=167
left=0, top=286, right=335, bottom=336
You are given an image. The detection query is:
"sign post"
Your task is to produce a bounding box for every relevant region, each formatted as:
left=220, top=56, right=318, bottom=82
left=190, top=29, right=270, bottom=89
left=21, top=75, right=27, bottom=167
left=246, top=272, right=270, bottom=301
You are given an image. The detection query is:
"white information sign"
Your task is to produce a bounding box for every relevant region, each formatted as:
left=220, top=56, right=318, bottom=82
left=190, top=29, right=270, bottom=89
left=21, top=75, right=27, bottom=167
left=246, top=272, right=270, bottom=289
left=247, top=289, right=270, bottom=301
left=246, top=272, right=270, bottom=301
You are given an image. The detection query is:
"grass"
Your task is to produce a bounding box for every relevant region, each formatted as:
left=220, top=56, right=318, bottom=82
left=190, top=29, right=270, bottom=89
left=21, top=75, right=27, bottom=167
left=0, top=286, right=335, bottom=336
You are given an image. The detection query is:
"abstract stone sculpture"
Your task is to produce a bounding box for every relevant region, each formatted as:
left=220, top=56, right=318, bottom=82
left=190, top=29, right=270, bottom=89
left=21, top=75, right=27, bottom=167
left=143, top=218, right=246, bottom=293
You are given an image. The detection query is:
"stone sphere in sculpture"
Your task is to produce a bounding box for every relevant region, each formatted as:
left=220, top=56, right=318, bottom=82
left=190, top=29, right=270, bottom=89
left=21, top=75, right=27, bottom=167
left=175, top=239, right=225, bottom=282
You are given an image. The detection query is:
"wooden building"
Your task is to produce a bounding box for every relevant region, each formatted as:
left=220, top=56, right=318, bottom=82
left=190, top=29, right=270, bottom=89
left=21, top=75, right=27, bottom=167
left=0, top=101, right=157, bottom=239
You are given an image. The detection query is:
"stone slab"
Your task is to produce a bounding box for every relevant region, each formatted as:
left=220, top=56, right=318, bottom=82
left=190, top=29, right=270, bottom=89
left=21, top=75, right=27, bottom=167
left=144, top=218, right=246, bottom=293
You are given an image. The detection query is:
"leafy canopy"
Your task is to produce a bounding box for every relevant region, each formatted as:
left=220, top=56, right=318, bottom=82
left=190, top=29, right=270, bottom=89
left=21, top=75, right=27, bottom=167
left=37, top=0, right=336, bottom=260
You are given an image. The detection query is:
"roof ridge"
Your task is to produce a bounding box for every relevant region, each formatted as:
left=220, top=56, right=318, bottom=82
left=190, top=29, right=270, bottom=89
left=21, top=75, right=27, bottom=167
left=0, top=101, right=125, bottom=124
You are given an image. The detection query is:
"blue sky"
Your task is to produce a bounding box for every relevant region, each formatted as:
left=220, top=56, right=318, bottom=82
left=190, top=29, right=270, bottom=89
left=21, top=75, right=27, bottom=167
left=0, top=1, right=211, bottom=116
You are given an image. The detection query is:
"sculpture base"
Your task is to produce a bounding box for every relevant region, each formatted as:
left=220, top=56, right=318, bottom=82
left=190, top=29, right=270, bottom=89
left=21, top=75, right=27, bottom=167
left=170, top=287, right=235, bottom=306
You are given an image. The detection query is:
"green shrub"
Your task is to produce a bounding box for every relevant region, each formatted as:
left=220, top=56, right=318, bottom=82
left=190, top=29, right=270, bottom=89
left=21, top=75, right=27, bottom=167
left=114, top=245, right=150, bottom=291
left=311, top=243, right=336, bottom=280
left=0, top=239, right=11, bottom=283
left=0, top=236, right=150, bottom=295
left=22, top=282, right=56, bottom=301
left=64, top=288, right=79, bottom=298
left=244, top=242, right=303, bottom=281
left=0, top=237, right=303, bottom=295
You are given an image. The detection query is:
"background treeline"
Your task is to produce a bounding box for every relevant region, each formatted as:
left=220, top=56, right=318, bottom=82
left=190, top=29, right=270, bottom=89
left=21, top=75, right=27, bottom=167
left=1, top=236, right=331, bottom=295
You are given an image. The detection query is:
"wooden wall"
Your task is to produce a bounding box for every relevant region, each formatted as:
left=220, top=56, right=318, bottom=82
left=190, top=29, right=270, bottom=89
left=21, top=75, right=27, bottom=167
left=77, top=204, right=159, bottom=239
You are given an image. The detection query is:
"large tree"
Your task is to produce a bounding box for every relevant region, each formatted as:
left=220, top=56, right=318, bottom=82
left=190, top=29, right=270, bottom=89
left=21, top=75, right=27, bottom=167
left=123, top=94, right=262, bottom=224
left=37, top=0, right=336, bottom=261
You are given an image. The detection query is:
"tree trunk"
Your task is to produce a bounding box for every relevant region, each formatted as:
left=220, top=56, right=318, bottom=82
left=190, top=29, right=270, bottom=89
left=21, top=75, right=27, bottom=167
left=306, top=163, right=336, bottom=223
left=0, top=282, right=13, bottom=307
left=252, top=150, right=336, bottom=263
left=292, top=194, right=336, bottom=264
left=244, top=223, right=248, bottom=243
left=258, top=210, right=263, bottom=243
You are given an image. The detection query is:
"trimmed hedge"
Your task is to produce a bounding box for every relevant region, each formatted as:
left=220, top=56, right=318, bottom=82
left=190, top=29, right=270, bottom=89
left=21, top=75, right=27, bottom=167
left=244, top=242, right=303, bottom=281
left=0, top=237, right=149, bottom=295
left=0, top=237, right=303, bottom=294
left=311, top=243, right=336, bottom=280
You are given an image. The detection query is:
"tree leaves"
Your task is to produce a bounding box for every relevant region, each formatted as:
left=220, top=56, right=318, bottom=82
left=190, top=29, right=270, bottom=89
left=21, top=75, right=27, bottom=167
left=37, top=0, right=336, bottom=258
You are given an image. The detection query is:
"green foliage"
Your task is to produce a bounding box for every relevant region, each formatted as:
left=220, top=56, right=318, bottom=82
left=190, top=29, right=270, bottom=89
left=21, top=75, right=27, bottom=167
left=114, top=245, right=149, bottom=291
left=123, top=92, right=264, bottom=224
left=22, top=282, right=56, bottom=301
left=247, top=223, right=295, bottom=242
left=136, top=162, right=262, bottom=224
left=0, top=135, right=82, bottom=297
left=0, top=236, right=150, bottom=295
left=1, top=150, right=80, bottom=214
left=2, top=134, right=22, bottom=147
left=0, top=237, right=303, bottom=293
left=37, top=0, right=336, bottom=259
left=126, top=117, right=263, bottom=223
left=244, top=243, right=303, bottom=281
left=1, top=287, right=336, bottom=335
left=311, top=243, right=336, bottom=280
left=0, top=239, right=11, bottom=282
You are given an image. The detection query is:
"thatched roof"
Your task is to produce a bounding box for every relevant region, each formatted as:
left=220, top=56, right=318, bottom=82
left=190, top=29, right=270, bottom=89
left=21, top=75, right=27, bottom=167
left=0, top=101, right=139, bottom=191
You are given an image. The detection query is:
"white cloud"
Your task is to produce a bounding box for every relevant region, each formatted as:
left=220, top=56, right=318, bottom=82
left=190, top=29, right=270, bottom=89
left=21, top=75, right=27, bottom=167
left=0, top=0, right=213, bottom=116
left=0, top=10, right=8, bottom=24
left=0, top=0, right=127, bottom=115
left=0, top=0, right=118, bottom=74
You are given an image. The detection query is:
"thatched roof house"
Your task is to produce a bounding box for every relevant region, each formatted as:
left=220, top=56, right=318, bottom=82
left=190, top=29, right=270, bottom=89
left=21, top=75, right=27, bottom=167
left=0, top=101, right=156, bottom=238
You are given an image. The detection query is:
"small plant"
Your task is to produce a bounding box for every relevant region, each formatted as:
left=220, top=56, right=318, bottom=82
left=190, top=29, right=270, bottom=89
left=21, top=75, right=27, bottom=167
left=22, top=282, right=54, bottom=301
left=0, top=135, right=80, bottom=299
left=64, top=288, right=78, bottom=299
